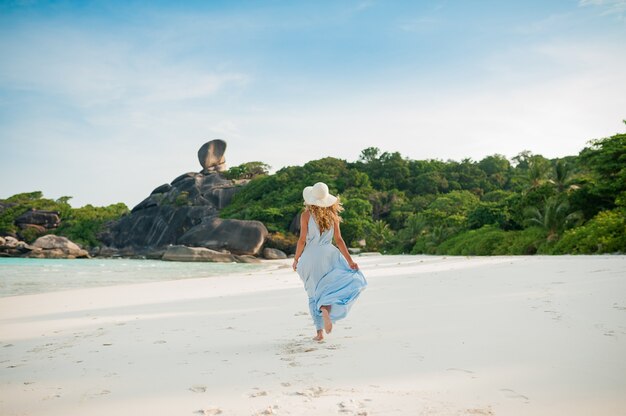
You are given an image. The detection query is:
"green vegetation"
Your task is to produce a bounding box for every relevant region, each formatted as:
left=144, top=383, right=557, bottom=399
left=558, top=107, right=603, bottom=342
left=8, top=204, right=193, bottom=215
left=223, top=161, right=271, bottom=180
left=3, top=129, right=624, bottom=255
left=0, top=192, right=128, bottom=247
left=220, top=130, right=626, bottom=255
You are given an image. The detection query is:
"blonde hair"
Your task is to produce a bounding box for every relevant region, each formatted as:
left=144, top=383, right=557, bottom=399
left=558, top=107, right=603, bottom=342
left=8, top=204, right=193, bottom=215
left=305, top=199, right=344, bottom=233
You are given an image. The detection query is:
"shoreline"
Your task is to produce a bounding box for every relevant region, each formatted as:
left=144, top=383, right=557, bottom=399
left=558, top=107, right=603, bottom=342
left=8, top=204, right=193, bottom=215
left=1, top=255, right=625, bottom=415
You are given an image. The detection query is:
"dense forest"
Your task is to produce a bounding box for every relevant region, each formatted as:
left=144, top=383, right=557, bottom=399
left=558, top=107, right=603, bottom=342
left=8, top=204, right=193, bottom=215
left=1, top=130, right=624, bottom=255
left=221, top=130, right=626, bottom=255
left=0, top=192, right=128, bottom=248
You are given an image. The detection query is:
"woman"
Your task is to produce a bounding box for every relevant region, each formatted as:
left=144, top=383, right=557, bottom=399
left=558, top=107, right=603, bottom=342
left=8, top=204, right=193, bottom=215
left=292, top=182, right=368, bottom=341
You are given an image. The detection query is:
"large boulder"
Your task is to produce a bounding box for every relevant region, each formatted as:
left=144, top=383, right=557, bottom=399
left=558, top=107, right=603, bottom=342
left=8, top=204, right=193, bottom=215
left=162, top=245, right=235, bottom=263
left=263, top=248, right=287, bottom=260
left=233, top=255, right=262, bottom=263
left=0, top=236, right=33, bottom=257
left=198, top=139, right=227, bottom=173
left=178, top=217, right=267, bottom=255
left=30, top=235, right=89, bottom=258
left=289, top=212, right=302, bottom=234
left=15, top=209, right=61, bottom=229
left=2, top=236, right=19, bottom=248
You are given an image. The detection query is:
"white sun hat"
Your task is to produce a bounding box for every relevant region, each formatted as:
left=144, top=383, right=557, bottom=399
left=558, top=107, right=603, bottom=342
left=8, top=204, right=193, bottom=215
left=302, top=182, right=338, bottom=207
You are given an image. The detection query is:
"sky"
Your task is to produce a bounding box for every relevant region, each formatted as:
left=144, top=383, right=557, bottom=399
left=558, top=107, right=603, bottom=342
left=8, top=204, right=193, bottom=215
left=1, top=0, right=625, bottom=208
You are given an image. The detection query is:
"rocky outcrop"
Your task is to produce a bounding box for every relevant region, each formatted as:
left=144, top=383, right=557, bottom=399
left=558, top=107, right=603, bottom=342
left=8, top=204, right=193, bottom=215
left=162, top=245, right=235, bottom=263
left=233, top=255, right=262, bottom=263
left=263, top=248, right=287, bottom=259
left=0, top=234, right=89, bottom=259
left=0, top=236, right=30, bottom=257
left=198, top=139, right=227, bottom=173
left=178, top=217, right=267, bottom=255
left=99, top=140, right=268, bottom=257
left=15, top=209, right=61, bottom=229
left=289, top=212, right=302, bottom=234
left=27, top=235, right=90, bottom=259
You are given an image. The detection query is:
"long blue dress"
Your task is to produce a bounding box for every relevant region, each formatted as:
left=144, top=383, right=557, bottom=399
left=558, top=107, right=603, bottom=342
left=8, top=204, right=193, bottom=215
left=296, top=212, right=368, bottom=330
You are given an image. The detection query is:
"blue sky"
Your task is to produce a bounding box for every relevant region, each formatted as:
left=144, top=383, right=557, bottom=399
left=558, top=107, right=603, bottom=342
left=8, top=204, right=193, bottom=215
left=1, top=0, right=625, bottom=207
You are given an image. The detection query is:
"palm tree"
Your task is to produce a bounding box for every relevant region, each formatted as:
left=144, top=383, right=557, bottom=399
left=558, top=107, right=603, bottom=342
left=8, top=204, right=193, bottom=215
left=513, top=155, right=551, bottom=192
left=366, top=220, right=393, bottom=251
left=549, top=160, right=580, bottom=194
left=524, top=197, right=582, bottom=242
left=526, top=157, right=552, bottom=190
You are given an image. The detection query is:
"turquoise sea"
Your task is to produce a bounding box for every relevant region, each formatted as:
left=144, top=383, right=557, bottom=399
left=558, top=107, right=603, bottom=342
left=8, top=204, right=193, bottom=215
left=0, top=258, right=269, bottom=298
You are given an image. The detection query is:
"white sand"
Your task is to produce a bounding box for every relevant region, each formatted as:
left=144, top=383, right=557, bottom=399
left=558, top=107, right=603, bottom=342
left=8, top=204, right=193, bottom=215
left=1, top=255, right=625, bottom=415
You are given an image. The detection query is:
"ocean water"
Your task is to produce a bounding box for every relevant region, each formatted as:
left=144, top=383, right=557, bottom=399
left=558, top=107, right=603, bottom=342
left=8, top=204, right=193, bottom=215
left=0, top=258, right=271, bottom=298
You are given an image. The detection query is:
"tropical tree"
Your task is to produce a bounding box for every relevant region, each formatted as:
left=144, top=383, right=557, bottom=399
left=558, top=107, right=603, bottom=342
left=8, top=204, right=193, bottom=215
left=524, top=197, right=582, bottom=242
left=511, top=152, right=551, bottom=192
left=365, top=220, right=393, bottom=251
left=549, top=159, right=580, bottom=194
left=224, top=161, right=271, bottom=180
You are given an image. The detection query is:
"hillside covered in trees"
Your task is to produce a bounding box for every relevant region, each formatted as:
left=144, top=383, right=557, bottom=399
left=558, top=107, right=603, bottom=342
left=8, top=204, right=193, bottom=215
left=2, top=131, right=624, bottom=256
left=0, top=193, right=128, bottom=248
left=221, top=131, right=626, bottom=255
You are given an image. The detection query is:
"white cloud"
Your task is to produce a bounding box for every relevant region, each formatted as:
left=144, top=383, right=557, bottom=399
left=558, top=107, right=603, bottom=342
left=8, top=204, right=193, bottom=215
left=0, top=24, right=248, bottom=109
left=579, top=0, right=626, bottom=18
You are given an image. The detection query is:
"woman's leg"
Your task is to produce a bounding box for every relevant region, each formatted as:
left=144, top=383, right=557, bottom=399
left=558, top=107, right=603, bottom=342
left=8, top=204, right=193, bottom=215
left=320, top=305, right=332, bottom=334
left=308, top=297, right=324, bottom=340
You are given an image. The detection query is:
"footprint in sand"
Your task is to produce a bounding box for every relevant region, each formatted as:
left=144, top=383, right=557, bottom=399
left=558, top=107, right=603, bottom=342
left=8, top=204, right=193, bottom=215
left=194, top=408, right=222, bottom=415
left=253, top=405, right=279, bottom=415
left=42, top=394, right=62, bottom=400
left=249, top=389, right=268, bottom=398
left=337, top=399, right=368, bottom=415
left=293, top=386, right=326, bottom=398
left=153, top=340, right=167, bottom=344
left=189, top=385, right=207, bottom=393
left=500, top=388, right=529, bottom=403
left=446, top=368, right=477, bottom=379
left=466, top=407, right=494, bottom=415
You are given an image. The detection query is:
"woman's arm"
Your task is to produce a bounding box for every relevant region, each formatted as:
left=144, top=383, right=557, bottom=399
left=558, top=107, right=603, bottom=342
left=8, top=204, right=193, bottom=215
left=333, top=221, right=359, bottom=270
left=292, top=210, right=309, bottom=271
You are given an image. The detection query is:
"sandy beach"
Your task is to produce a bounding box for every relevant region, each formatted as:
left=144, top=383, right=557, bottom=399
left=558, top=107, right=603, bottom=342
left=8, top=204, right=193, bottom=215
left=1, top=255, right=625, bottom=415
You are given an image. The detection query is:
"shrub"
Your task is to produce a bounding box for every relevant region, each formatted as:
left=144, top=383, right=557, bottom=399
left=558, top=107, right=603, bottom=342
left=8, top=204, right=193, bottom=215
left=550, top=209, right=626, bottom=254
left=265, top=232, right=299, bottom=254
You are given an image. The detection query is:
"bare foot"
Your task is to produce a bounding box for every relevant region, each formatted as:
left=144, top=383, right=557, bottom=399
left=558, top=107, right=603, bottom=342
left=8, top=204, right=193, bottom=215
left=313, top=330, right=324, bottom=341
left=321, top=306, right=332, bottom=334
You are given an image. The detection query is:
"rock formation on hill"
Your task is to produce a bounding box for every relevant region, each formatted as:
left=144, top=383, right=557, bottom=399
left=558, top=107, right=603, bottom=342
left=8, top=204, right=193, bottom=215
left=98, top=140, right=268, bottom=258
left=15, top=209, right=61, bottom=234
